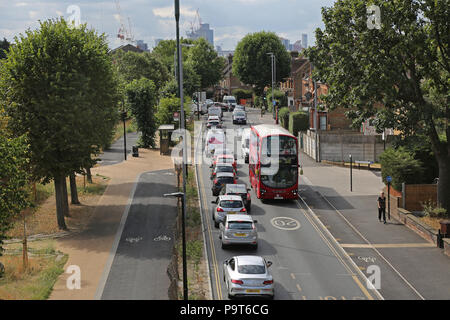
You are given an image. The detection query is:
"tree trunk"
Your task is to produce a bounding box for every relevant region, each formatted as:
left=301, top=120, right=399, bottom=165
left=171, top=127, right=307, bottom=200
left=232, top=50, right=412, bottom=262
left=86, top=167, right=93, bottom=184
left=69, top=173, right=80, bottom=204
left=62, top=176, right=70, bottom=217
left=54, top=175, right=68, bottom=230
left=437, top=155, right=450, bottom=215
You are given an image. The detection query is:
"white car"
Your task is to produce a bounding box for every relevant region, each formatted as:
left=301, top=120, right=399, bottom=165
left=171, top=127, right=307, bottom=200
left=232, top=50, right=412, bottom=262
left=207, top=116, right=222, bottom=129
left=223, top=255, right=274, bottom=299
left=211, top=195, right=246, bottom=227
left=241, top=128, right=250, bottom=163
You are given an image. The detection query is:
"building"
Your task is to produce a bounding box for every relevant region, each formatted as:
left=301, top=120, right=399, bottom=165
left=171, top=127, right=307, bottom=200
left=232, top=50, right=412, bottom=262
left=292, top=40, right=302, bottom=52
left=216, top=54, right=252, bottom=101
left=216, top=45, right=234, bottom=58
left=136, top=40, right=149, bottom=52
left=279, top=37, right=290, bottom=51
left=187, top=23, right=214, bottom=46
left=302, top=34, right=308, bottom=48
left=110, top=44, right=143, bottom=54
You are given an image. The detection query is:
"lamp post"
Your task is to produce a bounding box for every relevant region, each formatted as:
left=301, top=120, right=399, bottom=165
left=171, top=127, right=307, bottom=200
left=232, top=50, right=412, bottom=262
left=164, top=191, right=187, bottom=300
left=175, top=0, right=188, bottom=300
left=349, top=154, right=353, bottom=192
left=267, top=52, right=276, bottom=121
left=121, top=99, right=127, bottom=161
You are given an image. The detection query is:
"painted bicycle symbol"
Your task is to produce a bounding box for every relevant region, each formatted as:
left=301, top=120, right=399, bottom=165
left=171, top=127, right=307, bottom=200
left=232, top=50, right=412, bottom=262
left=153, top=235, right=171, bottom=242
left=270, top=217, right=301, bottom=230
left=358, top=256, right=376, bottom=263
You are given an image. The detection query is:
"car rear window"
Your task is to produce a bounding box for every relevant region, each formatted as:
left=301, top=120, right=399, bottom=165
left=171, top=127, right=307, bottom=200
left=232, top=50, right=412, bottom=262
left=228, top=222, right=252, bottom=230
left=217, top=167, right=233, bottom=173
left=219, top=200, right=243, bottom=208
left=238, top=265, right=266, bottom=274
left=218, top=177, right=234, bottom=184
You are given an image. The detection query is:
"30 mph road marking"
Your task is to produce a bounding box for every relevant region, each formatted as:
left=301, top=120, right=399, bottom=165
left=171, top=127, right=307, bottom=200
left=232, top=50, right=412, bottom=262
left=270, top=217, right=301, bottom=230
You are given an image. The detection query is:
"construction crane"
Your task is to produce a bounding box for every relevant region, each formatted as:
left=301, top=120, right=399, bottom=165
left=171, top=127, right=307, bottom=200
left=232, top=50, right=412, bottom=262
left=115, top=0, right=134, bottom=45
left=187, top=9, right=201, bottom=38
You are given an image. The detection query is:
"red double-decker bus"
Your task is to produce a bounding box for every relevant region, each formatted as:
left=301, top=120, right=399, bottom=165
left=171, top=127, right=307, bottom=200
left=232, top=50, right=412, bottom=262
left=249, top=124, right=298, bottom=200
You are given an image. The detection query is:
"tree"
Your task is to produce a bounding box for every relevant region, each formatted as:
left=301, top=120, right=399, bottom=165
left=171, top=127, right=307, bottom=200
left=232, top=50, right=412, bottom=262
left=152, top=38, right=194, bottom=74
left=112, top=50, right=169, bottom=91
left=126, top=78, right=158, bottom=148
left=0, top=19, right=119, bottom=229
left=232, top=31, right=291, bottom=96
left=0, top=134, right=31, bottom=256
left=187, top=38, right=225, bottom=89
left=307, top=0, right=450, bottom=212
left=0, top=37, right=10, bottom=59
left=156, top=95, right=182, bottom=128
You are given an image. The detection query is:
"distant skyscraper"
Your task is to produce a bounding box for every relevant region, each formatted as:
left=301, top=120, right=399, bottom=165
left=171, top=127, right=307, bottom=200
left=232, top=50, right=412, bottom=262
left=136, top=40, right=149, bottom=51
left=279, top=37, right=290, bottom=51
left=187, top=23, right=214, bottom=46
left=293, top=40, right=302, bottom=52
left=302, top=34, right=308, bottom=48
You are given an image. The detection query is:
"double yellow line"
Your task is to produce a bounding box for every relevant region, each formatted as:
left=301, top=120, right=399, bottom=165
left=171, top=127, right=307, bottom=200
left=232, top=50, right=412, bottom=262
left=197, top=163, right=223, bottom=300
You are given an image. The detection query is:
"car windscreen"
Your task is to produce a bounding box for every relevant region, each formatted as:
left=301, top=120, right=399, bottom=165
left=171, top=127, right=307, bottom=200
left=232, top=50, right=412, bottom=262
left=219, top=200, right=243, bottom=208
left=217, top=157, right=233, bottom=163
left=228, top=222, right=253, bottom=230
left=235, top=112, right=245, bottom=117
left=238, top=265, right=266, bottom=274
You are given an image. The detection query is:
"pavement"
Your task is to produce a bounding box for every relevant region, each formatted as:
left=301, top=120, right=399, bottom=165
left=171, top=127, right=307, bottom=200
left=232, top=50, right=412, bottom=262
left=49, top=147, right=175, bottom=300
left=258, top=108, right=450, bottom=299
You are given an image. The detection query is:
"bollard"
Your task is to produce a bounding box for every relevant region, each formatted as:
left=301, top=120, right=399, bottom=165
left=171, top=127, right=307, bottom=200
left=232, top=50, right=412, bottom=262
left=132, top=145, right=139, bottom=157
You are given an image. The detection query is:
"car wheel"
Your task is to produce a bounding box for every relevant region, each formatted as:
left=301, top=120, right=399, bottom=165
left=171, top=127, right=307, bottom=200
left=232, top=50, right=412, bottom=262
left=221, top=242, right=227, bottom=249
left=214, top=220, right=220, bottom=228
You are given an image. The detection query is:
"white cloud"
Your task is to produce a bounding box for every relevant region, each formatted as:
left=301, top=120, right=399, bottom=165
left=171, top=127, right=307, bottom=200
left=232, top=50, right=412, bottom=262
left=152, top=6, right=197, bottom=19
left=28, top=10, right=38, bottom=19
left=15, top=2, right=28, bottom=7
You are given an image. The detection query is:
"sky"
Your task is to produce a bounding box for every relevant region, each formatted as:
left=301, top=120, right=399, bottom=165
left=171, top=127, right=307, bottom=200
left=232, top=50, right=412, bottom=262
left=0, top=0, right=336, bottom=50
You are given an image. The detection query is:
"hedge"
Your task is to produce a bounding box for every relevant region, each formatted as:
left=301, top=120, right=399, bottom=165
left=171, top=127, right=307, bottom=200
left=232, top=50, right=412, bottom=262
left=232, top=89, right=253, bottom=103
left=379, top=147, right=424, bottom=191
left=288, top=112, right=309, bottom=137
left=278, top=107, right=290, bottom=130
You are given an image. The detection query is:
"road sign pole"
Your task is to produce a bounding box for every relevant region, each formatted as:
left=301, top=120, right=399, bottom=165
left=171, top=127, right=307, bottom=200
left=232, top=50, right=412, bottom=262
left=388, top=181, right=391, bottom=220
left=350, top=154, right=352, bottom=192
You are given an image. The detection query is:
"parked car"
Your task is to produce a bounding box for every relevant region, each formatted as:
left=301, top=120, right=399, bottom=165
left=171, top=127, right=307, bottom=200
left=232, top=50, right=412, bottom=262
left=211, top=163, right=236, bottom=180
left=223, top=255, right=274, bottom=299
left=241, top=128, right=250, bottom=164
left=211, top=195, right=246, bottom=227
left=232, top=110, right=247, bottom=124
left=211, top=172, right=237, bottom=196
left=219, top=183, right=251, bottom=212
left=219, top=214, right=258, bottom=249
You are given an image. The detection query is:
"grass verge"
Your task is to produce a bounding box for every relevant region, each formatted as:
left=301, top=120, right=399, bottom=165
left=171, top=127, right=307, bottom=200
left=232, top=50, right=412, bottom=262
left=0, top=240, right=67, bottom=300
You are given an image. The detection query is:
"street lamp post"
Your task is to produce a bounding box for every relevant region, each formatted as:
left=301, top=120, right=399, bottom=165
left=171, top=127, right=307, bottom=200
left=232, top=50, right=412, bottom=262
left=175, top=0, right=188, bottom=300
left=121, top=100, right=127, bottom=161
left=164, top=192, right=187, bottom=300
left=267, top=52, right=276, bottom=122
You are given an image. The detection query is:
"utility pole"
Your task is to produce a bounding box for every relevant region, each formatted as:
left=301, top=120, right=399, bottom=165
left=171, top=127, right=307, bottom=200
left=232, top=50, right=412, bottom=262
left=121, top=99, right=127, bottom=161
left=175, top=0, right=188, bottom=301
left=267, top=52, right=275, bottom=121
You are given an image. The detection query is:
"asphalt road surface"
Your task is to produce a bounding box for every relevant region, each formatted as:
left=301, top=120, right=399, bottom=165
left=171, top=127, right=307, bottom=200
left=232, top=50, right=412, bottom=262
left=98, top=132, right=140, bottom=166
left=196, top=109, right=381, bottom=300
left=100, top=169, right=177, bottom=300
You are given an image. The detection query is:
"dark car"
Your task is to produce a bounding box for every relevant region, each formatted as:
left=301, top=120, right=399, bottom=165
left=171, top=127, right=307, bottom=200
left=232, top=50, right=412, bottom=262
left=219, top=183, right=251, bottom=212
left=212, top=172, right=236, bottom=196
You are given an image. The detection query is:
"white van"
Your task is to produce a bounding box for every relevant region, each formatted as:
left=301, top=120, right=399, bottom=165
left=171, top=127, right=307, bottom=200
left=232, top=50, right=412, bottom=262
left=223, top=96, right=237, bottom=111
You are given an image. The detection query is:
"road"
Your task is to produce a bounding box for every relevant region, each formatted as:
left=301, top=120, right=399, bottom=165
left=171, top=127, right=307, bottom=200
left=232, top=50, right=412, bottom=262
left=99, top=169, right=177, bottom=300
left=196, top=108, right=381, bottom=300
left=98, top=132, right=140, bottom=166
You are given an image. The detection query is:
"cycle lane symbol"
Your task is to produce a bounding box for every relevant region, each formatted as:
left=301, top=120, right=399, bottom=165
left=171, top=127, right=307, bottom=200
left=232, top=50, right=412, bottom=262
left=271, top=217, right=301, bottom=231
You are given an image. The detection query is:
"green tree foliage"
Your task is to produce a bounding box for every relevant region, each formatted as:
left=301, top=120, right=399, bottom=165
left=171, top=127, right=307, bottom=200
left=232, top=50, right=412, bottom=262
left=233, top=31, right=291, bottom=96
left=289, top=112, right=309, bottom=137
left=155, top=95, right=190, bottom=128
left=0, top=37, right=10, bottom=59
left=307, top=0, right=450, bottom=211
left=187, top=38, right=225, bottom=89
left=278, top=107, right=290, bottom=130
left=0, top=19, right=119, bottom=229
left=125, top=78, right=158, bottom=148
left=266, top=88, right=288, bottom=111
left=112, top=50, right=169, bottom=91
left=0, top=135, right=31, bottom=255
left=152, top=38, right=194, bottom=74
left=379, top=148, right=424, bottom=191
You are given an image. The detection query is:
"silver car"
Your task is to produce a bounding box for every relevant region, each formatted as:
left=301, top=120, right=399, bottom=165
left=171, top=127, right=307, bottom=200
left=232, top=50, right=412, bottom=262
left=219, top=214, right=258, bottom=249
left=232, top=110, right=247, bottom=124
left=212, top=195, right=247, bottom=228
left=223, top=255, right=274, bottom=299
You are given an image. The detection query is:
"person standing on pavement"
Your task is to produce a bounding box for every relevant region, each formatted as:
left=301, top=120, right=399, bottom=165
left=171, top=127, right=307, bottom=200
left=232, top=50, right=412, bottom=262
left=377, top=191, right=387, bottom=224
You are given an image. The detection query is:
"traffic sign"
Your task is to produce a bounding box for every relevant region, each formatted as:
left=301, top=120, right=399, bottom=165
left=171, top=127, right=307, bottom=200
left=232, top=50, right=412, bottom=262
left=386, top=176, right=392, bottom=183
left=173, top=112, right=179, bottom=121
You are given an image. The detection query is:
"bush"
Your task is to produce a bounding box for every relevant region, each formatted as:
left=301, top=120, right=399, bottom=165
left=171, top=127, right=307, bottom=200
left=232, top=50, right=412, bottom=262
left=278, top=107, right=290, bottom=130
left=254, top=96, right=263, bottom=107
left=266, top=88, right=287, bottom=111
left=422, top=200, right=447, bottom=218
left=379, top=147, right=424, bottom=191
left=289, top=112, right=309, bottom=137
